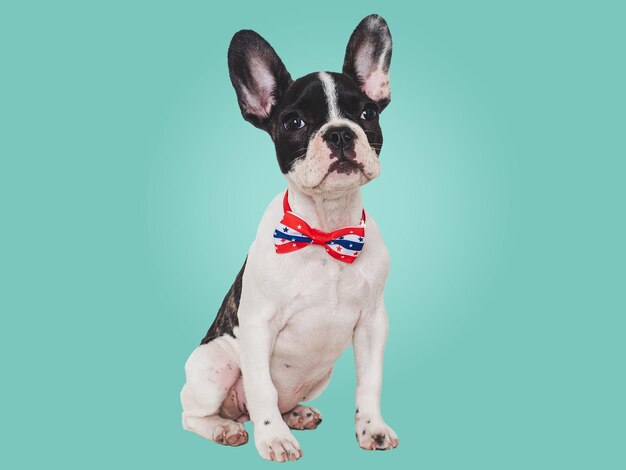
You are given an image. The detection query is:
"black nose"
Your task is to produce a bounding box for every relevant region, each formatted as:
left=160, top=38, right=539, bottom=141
left=324, top=126, right=354, bottom=150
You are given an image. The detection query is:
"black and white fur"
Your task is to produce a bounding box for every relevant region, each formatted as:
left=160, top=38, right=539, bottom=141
left=181, top=14, right=397, bottom=461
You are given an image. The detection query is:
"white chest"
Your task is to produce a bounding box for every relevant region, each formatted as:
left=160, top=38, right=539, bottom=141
left=265, top=251, right=374, bottom=371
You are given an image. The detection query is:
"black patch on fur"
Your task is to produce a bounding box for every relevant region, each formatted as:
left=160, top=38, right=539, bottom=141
left=200, top=257, right=247, bottom=344
left=264, top=420, right=270, bottom=425
left=373, top=433, right=386, bottom=447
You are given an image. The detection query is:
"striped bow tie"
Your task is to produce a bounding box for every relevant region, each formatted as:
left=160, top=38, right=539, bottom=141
left=273, top=190, right=366, bottom=264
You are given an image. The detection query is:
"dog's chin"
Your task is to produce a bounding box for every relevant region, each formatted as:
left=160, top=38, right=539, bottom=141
left=287, top=149, right=381, bottom=196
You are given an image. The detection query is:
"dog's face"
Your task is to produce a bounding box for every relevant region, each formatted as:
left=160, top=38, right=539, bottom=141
left=228, top=15, right=392, bottom=195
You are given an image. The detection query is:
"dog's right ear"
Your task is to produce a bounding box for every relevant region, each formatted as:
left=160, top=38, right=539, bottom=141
left=228, top=30, right=292, bottom=131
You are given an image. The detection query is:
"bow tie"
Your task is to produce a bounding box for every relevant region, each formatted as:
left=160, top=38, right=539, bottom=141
left=273, top=190, right=366, bottom=264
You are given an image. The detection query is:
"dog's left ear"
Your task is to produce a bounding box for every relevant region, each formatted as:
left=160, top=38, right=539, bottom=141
left=343, top=14, right=393, bottom=111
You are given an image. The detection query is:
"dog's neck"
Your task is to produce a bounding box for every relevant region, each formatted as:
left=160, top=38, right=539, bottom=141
left=286, top=181, right=364, bottom=232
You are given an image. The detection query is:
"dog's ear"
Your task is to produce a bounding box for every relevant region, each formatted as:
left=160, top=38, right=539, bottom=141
left=228, top=30, right=293, bottom=131
left=343, top=14, right=393, bottom=111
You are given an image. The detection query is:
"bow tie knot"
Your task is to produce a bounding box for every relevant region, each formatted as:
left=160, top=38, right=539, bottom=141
left=273, top=190, right=366, bottom=264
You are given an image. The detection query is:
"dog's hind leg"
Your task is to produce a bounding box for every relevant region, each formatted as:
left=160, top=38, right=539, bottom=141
left=181, top=339, right=248, bottom=446
left=283, top=405, right=323, bottom=430
left=282, top=368, right=332, bottom=430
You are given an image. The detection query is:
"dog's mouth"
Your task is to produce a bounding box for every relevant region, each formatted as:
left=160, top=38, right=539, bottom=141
left=311, top=159, right=370, bottom=190
left=329, top=158, right=363, bottom=174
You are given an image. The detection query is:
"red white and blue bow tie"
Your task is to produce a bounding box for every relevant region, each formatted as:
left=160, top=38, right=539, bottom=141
left=274, top=190, right=366, bottom=264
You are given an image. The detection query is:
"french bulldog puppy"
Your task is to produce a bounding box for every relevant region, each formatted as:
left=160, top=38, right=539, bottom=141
left=181, top=14, right=398, bottom=462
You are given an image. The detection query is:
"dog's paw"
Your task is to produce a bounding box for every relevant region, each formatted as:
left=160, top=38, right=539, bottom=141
left=355, top=417, right=399, bottom=451
left=212, top=420, right=249, bottom=447
left=254, top=422, right=303, bottom=462
left=283, top=405, right=323, bottom=430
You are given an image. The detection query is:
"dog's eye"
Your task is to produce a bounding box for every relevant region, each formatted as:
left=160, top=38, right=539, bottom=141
left=360, top=105, right=378, bottom=121
left=283, top=114, right=305, bottom=131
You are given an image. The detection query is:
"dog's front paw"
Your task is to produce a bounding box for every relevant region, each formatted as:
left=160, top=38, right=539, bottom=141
left=254, top=422, right=303, bottom=462
left=355, top=416, right=399, bottom=451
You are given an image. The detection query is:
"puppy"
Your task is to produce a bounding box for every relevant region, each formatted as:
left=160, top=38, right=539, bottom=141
left=181, top=14, right=398, bottom=462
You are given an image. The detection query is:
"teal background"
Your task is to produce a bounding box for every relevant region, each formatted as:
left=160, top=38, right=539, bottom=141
left=1, top=1, right=624, bottom=469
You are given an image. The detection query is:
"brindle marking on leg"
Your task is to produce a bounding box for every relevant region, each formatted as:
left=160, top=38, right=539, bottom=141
left=200, top=257, right=247, bottom=344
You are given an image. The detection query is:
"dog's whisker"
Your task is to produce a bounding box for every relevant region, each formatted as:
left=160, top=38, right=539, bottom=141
left=290, top=147, right=309, bottom=156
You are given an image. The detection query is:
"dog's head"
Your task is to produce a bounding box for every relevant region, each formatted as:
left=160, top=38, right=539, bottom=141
left=228, top=14, right=392, bottom=195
